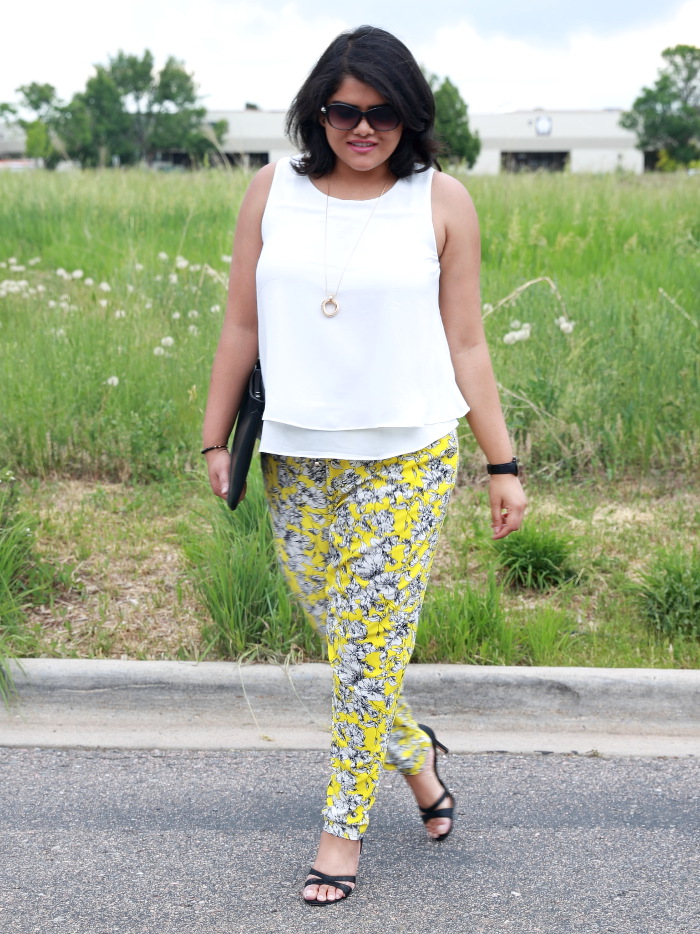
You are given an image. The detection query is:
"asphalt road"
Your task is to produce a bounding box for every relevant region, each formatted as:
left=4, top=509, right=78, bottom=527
left=2, top=747, right=698, bottom=934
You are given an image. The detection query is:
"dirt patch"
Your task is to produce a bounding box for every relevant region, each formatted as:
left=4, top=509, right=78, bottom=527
left=23, top=480, right=204, bottom=659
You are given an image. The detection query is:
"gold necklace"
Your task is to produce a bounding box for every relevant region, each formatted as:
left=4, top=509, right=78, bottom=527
left=322, top=178, right=389, bottom=318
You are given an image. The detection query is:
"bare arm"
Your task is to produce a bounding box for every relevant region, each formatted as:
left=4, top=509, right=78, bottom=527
left=201, top=163, right=275, bottom=499
left=432, top=172, right=527, bottom=538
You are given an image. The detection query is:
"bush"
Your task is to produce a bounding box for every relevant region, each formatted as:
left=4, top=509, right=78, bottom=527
left=493, top=522, right=579, bottom=591
left=636, top=548, right=700, bottom=639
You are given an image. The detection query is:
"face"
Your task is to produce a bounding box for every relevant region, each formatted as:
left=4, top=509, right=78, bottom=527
left=319, top=76, right=403, bottom=176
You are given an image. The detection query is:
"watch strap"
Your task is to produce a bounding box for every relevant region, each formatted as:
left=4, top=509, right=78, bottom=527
left=487, top=457, right=518, bottom=476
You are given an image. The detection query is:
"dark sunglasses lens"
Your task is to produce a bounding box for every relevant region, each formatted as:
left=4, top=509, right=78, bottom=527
left=369, top=106, right=399, bottom=131
left=327, top=104, right=360, bottom=129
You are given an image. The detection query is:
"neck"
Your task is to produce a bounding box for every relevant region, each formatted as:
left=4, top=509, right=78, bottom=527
left=325, top=163, right=395, bottom=200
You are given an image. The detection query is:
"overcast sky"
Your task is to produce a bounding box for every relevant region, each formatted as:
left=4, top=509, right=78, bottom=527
left=3, top=1, right=699, bottom=115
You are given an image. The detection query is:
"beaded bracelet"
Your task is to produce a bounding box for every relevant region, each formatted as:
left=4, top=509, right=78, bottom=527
left=201, top=444, right=228, bottom=455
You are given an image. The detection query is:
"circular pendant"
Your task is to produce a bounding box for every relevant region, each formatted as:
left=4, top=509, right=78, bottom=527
left=321, top=297, right=340, bottom=318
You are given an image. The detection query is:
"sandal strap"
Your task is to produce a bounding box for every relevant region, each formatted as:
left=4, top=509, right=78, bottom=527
left=305, top=868, right=356, bottom=896
left=419, top=789, right=455, bottom=823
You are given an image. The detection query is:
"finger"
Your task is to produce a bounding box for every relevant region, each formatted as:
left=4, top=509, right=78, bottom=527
left=493, top=506, right=525, bottom=539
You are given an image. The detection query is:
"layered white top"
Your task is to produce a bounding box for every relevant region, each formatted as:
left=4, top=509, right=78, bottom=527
left=256, top=157, right=468, bottom=459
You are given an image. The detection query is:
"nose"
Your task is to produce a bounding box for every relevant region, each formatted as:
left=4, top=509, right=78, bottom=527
left=355, top=116, right=373, bottom=134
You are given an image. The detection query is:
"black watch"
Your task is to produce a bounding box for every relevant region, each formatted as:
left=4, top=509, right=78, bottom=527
left=487, top=457, right=518, bottom=477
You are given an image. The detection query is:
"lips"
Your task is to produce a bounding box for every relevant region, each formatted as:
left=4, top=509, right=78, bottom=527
left=348, top=141, right=377, bottom=151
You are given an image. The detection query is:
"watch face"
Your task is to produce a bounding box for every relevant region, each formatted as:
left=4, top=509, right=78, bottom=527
left=535, top=115, right=552, bottom=136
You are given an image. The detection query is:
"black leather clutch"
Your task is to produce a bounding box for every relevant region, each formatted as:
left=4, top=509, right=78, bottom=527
left=227, top=361, right=265, bottom=511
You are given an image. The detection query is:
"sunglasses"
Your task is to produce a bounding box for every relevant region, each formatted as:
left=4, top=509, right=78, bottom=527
left=321, top=102, right=401, bottom=132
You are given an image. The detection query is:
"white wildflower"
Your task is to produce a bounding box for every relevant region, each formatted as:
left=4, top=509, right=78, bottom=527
left=510, top=319, right=521, bottom=329
left=84, top=277, right=94, bottom=286
left=153, top=345, right=165, bottom=356
left=168, top=273, right=178, bottom=284
left=188, top=324, right=199, bottom=335
left=99, top=281, right=111, bottom=292
left=158, top=251, right=168, bottom=261
left=161, top=336, right=174, bottom=347
left=175, top=255, right=189, bottom=269
left=56, top=268, right=69, bottom=279
left=28, top=257, right=41, bottom=265
left=221, top=255, right=231, bottom=263
left=98, top=299, right=108, bottom=308
left=126, top=284, right=134, bottom=293
left=114, top=309, right=126, bottom=319
left=503, top=324, right=531, bottom=344
left=0, top=262, right=5, bottom=269
left=59, top=301, right=70, bottom=311
left=559, top=320, right=575, bottom=334
left=134, top=263, right=144, bottom=272
left=190, top=263, right=201, bottom=272
left=209, top=304, right=221, bottom=313
left=482, top=302, right=493, bottom=313
left=106, top=376, right=119, bottom=387
left=8, top=257, right=17, bottom=264
left=36, top=284, right=46, bottom=293
left=72, top=269, right=84, bottom=279
left=172, top=312, right=181, bottom=320
left=154, top=274, right=162, bottom=282
left=187, top=309, right=199, bottom=319
left=48, top=300, right=57, bottom=308
left=145, top=301, right=153, bottom=309
left=10, top=264, right=26, bottom=272
left=53, top=327, right=66, bottom=338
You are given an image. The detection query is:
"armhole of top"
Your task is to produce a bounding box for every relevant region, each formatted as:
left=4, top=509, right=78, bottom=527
left=259, top=158, right=288, bottom=236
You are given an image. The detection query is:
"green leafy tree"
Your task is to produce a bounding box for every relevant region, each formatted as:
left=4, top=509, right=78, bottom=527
left=427, top=73, right=480, bottom=167
left=16, top=82, right=58, bottom=120
left=621, top=44, right=700, bottom=167
left=107, top=51, right=207, bottom=162
left=13, top=83, right=61, bottom=167
left=65, top=67, right=134, bottom=166
left=0, top=102, right=17, bottom=124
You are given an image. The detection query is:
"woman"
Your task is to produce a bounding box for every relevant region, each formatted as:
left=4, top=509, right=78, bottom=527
left=202, top=25, right=526, bottom=905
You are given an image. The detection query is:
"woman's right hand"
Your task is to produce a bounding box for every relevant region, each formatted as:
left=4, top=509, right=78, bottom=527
left=205, top=448, right=234, bottom=500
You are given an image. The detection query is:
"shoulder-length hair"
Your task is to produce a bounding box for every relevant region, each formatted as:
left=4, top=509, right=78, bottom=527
left=285, top=25, right=441, bottom=179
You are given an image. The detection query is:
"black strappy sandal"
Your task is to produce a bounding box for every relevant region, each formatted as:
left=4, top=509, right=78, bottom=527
left=417, top=723, right=455, bottom=842
left=303, top=839, right=362, bottom=906
left=303, top=868, right=357, bottom=906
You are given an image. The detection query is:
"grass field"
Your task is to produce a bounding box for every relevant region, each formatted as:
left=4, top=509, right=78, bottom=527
left=1, top=167, right=699, bottom=667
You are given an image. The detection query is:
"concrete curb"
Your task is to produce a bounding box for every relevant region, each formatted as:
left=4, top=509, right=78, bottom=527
left=2, top=659, right=699, bottom=756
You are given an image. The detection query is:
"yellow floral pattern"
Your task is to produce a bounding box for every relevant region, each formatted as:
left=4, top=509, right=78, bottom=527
left=262, top=431, right=458, bottom=839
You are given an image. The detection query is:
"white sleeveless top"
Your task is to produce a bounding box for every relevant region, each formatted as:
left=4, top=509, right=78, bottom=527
left=256, top=157, right=469, bottom=459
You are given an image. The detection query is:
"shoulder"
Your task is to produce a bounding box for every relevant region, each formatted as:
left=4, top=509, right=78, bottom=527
left=430, top=172, right=479, bottom=257
left=431, top=171, right=477, bottom=222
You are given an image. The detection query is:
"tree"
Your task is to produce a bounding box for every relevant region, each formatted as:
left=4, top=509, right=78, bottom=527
left=14, top=83, right=61, bottom=167
left=106, top=51, right=206, bottom=162
left=620, top=45, right=700, bottom=167
left=16, top=83, right=58, bottom=120
left=427, top=73, right=480, bottom=167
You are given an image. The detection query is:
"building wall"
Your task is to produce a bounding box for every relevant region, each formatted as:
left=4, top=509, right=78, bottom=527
left=470, top=109, right=643, bottom=174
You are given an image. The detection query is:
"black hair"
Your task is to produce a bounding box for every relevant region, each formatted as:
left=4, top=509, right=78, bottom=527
left=285, top=25, right=441, bottom=179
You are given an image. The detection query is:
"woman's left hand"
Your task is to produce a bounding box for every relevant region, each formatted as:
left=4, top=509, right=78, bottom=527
left=489, top=475, right=527, bottom=539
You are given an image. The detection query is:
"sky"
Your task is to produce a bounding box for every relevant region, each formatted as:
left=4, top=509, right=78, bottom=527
left=3, top=1, right=700, bottom=115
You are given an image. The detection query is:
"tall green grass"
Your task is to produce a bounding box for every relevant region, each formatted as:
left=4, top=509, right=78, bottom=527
left=181, top=462, right=321, bottom=661
left=1, top=168, right=698, bottom=481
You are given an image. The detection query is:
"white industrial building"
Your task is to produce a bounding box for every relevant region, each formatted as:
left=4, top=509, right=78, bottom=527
left=1, top=107, right=646, bottom=173
left=198, top=107, right=646, bottom=174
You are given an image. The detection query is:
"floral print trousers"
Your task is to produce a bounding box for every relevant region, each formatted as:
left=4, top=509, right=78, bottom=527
left=261, top=430, right=458, bottom=840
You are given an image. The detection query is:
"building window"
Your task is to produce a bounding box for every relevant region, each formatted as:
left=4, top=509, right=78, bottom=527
left=501, top=151, right=569, bottom=172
